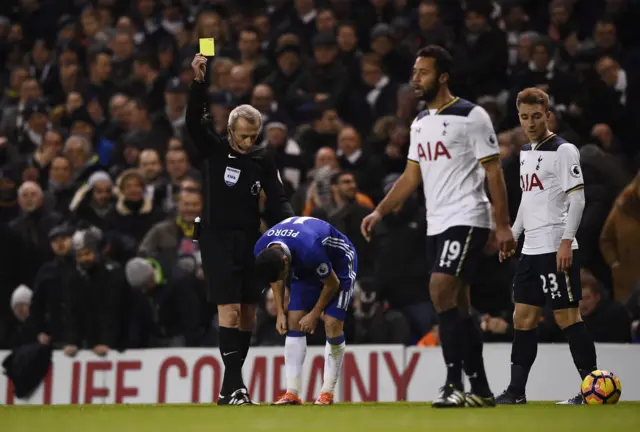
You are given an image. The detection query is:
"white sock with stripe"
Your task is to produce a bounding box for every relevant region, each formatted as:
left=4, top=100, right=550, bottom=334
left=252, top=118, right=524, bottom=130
left=320, top=334, right=346, bottom=395
left=285, top=332, right=307, bottom=396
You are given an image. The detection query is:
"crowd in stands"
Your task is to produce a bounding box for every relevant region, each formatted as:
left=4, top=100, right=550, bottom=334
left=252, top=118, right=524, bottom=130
left=1, top=0, right=639, bottom=356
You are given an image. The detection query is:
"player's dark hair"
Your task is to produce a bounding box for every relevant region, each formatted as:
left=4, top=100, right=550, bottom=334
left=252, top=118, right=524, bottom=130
left=416, top=45, right=453, bottom=76
left=255, top=247, right=286, bottom=285
left=330, top=170, right=354, bottom=185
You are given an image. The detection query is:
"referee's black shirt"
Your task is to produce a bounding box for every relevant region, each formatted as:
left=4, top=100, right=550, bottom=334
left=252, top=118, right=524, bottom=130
left=185, top=80, right=293, bottom=232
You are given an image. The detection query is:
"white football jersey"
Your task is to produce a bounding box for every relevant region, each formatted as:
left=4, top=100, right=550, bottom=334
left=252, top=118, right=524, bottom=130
left=518, top=134, right=584, bottom=255
left=408, top=98, right=499, bottom=235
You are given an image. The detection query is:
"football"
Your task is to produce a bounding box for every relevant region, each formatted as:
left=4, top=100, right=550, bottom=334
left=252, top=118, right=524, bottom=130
left=581, top=370, right=622, bottom=405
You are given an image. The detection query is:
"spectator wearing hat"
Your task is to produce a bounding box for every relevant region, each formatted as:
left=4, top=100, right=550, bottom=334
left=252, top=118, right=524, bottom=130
left=261, top=116, right=303, bottom=190
left=369, top=23, right=413, bottom=84
left=126, top=256, right=210, bottom=348
left=451, top=1, right=508, bottom=102
left=69, top=170, right=114, bottom=230
left=9, top=181, right=63, bottom=286
left=30, top=223, right=76, bottom=348
left=64, top=227, right=129, bottom=356
left=3, top=285, right=36, bottom=349
left=105, top=168, right=164, bottom=247
left=0, top=164, right=21, bottom=223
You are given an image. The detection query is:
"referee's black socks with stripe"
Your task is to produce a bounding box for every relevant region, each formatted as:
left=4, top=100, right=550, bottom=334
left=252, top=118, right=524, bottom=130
left=437, top=307, right=464, bottom=390
left=563, top=321, right=597, bottom=379
left=219, top=327, right=245, bottom=395
left=507, top=329, right=538, bottom=396
left=461, top=316, right=492, bottom=397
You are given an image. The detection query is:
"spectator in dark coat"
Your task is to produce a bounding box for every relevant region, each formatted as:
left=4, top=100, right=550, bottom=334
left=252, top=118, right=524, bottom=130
left=371, top=176, right=434, bottom=341
left=9, top=181, right=63, bottom=286
left=344, top=53, right=398, bottom=136
left=579, top=269, right=631, bottom=343
left=105, top=169, right=164, bottom=245
left=126, top=257, right=208, bottom=348
left=63, top=228, right=129, bottom=357
left=451, top=2, right=508, bottom=101
left=30, top=223, right=77, bottom=349
left=3, top=285, right=37, bottom=349
left=47, top=155, right=76, bottom=216
left=0, top=165, right=20, bottom=224
left=336, top=126, right=384, bottom=202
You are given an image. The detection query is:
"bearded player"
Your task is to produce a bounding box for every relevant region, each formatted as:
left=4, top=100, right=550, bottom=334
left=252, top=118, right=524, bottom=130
left=361, top=45, right=514, bottom=408
left=495, top=88, right=597, bottom=405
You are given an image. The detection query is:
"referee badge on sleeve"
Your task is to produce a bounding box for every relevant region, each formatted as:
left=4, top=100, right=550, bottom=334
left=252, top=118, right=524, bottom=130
left=224, top=166, right=241, bottom=186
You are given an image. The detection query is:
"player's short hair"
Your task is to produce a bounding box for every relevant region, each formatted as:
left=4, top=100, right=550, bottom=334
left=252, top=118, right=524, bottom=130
left=516, top=87, right=550, bottom=111
left=254, top=247, right=286, bottom=285
left=416, top=45, right=453, bottom=76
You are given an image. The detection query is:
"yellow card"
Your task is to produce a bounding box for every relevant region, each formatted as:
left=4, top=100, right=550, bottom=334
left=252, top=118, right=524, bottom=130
left=199, top=38, right=215, bottom=56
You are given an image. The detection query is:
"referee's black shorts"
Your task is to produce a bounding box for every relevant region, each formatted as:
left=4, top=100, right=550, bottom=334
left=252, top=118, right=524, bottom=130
left=199, top=229, right=261, bottom=305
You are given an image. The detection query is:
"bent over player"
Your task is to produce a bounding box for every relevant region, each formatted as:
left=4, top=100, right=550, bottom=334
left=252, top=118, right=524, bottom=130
left=496, top=88, right=597, bottom=405
left=361, top=46, right=514, bottom=407
left=254, top=216, right=357, bottom=405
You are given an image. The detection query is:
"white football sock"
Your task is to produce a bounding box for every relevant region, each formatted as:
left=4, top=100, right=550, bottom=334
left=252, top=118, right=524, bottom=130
left=320, top=336, right=346, bottom=394
left=285, top=334, right=307, bottom=396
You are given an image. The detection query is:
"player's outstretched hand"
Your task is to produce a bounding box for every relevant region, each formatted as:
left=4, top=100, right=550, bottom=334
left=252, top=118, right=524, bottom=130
left=191, top=53, right=207, bottom=81
left=299, top=312, right=320, bottom=334
left=360, top=210, right=382, bottom=242
left=557, top=239, right=573, bottom=272
left=495, top=225, right=515, bottom=254
left=276, top=312, right=287, bottom=335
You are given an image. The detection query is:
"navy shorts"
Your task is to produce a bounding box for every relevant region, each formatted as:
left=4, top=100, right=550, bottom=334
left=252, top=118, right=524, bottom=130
left=426, top=226, right=490, bottom=284
left=288, top=277, right=355, bottom=321
left=513, top=252, right=582, bottom=310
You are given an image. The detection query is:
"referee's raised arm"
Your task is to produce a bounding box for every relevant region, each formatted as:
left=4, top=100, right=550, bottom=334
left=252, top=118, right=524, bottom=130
left=185, top=53, right=221, bottom=158
left=184, top=53, right=293, bottom=405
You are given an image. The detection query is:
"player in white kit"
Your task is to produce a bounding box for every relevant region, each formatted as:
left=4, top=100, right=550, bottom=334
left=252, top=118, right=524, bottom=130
left=361, top=46, right=514, bottom=408
left=495, top=88, right=597, bottom=405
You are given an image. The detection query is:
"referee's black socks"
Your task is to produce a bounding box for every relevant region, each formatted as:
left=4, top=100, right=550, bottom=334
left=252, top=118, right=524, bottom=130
left=462, top=316, right=491, bottom=397
left=563, top=321, right=597, bottom=379
left=437, top=307, right=464, bottom=390
left=219, top=327, right=245, bottom=395
left=507, top=329, right=538, bottom=396
left=239, top=330, right=252, bottom=366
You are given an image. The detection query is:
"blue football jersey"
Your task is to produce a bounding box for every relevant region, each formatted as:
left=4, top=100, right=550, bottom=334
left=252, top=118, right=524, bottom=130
left=254, top=216, right=357, bottom=286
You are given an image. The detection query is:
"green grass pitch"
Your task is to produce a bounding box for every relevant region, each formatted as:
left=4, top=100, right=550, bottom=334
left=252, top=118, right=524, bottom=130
left=2, top=402, right=639, bottom=432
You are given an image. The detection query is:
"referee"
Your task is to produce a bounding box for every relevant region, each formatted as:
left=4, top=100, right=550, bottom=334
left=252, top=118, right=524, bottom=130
left=187, top=53, right=294, bottom=405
